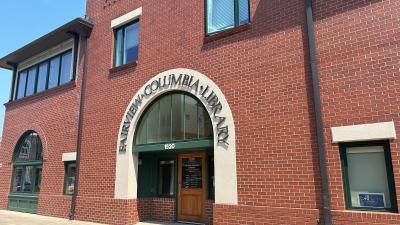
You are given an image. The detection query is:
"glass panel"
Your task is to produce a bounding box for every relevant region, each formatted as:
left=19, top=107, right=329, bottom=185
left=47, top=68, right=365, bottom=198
left=25, top=67, right=37, bottom=96
left=115, top=28, right=124, bottom=67
left=209, top=156, right=215, bottom=199
left=239, top=0, right=250, bottom=25
left=22, top=166, right=33, bottom=192
left=146, top=103, right=160, bottom=144
left=198, top=106, right=213, bottom=139
left=185, top=96, right=198, bottom=139
left=37, top=62, right=48, bottom=92
left=136, top=115, right=147, bottom=145
left=59, top=51, right=72, bottom=85
left=182, top=157, right=202, bottom=189
left=158, top=160, right=175, bottom=196
left=172, top=94, right=185, bottom=141
left=15, top=133, right=43, bottom=162
left=159, top=95, right=172, bottom=142
left=16, top=71, right=27, bottom=99
left=65, top=163, right=76, bottom=195
left=48, top=56, right=60, bottom=89
left=12, top=167, right=24, bottom=192
left=135, top=93, right=213, bottom=145
left=207, top=0, right=235, bottom=34
left=124, top=22, right=140, bottom=64
left=34, top=167, right=42, bottom=193
left=346, top=146, right=391, bottom=208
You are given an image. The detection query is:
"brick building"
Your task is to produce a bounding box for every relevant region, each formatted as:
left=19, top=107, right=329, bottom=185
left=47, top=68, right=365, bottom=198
left=0, top=0, right=399, bottom=225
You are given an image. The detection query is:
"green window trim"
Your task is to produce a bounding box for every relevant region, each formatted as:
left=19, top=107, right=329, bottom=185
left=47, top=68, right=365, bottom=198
left=205, top=0, right=251, bottom=36
left=113, top=19, right=140, bottom=67
left=134, top=92, right=213, bottom=149
left=157, top=158, right=176, bottom=198
left=134, top=139, right=213, bottom=153
left=138, top=151, right=215, bottom=200
left=10, top=132, right=43, bottom=196
left=340, top=141, right=398, bottom=213
left=63, top=162, right=76, bottom=195
left=13, top=48, right=76, bottom=101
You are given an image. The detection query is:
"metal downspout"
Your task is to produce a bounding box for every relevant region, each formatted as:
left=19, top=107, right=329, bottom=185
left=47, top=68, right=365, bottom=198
left=69, top=33, right=89, bottom=220
left=305, top=0, right=332, bottom=224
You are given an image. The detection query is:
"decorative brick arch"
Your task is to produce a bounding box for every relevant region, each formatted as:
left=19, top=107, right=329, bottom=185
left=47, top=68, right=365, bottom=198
left=115, top=68, right=238, bottom=205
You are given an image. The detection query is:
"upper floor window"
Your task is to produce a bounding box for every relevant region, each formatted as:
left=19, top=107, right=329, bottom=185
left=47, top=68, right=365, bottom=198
left=15, top=50, right=73, bottom=100
left=114, top=20, right=140, bottom=67
left=206, top=0, right=250, bottom=35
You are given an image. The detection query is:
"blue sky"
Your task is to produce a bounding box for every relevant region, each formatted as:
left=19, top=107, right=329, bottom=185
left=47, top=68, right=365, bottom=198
left=0, top=1, right=86, bottom=137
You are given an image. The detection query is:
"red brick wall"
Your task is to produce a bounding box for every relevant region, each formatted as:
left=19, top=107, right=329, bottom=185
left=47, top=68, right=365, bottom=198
left=213, top=204, right=320, bottom=225
left=80, top=0, right=324, bottom=224
left=137, top=198, right=214, bottom=224
left=0, top=37, right=86, bottom=218
left=313, top=0, right=400, bottom=224
left=75, top=198, right=138, bottom=225
left=1, top=0, right=399, bottom=224
left=137, top=198, right=176, bottom=222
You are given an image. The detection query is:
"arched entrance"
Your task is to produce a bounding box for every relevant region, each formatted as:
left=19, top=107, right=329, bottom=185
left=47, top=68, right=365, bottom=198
left=135, top=92, right=213, bottom=223
left=8, top=131, right=43, bottom=213
left=115, top=68, right=238, bottom=222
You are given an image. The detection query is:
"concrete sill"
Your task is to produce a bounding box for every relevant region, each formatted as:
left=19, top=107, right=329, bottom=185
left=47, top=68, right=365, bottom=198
left=109, top=61, right=138, bottom=74
left=204, top=23, right=251, bottom=44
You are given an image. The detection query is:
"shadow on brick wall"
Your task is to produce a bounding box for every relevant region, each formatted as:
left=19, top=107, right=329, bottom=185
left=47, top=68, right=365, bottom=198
left=202, top=0, right=382, bottom=51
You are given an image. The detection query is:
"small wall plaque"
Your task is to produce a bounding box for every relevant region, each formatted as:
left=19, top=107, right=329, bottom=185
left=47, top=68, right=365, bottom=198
left=358, top=193, right=385, bottom=208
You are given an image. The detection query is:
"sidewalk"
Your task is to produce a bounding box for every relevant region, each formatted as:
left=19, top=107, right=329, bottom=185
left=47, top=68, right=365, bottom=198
left=0, top=210, right=185, bottom=225
left=0, top=210, right=106, bottom=225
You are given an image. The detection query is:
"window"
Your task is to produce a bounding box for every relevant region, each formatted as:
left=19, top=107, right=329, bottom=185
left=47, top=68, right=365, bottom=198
left=59, top=51, right=72, bottom=85
left=11, top=132, right=43, bottom=194
left=48, top=57, right=61, bottom=89
left=14, top=49, right=74, bottom=100
left=158, top=160, right=175, bottom=197
left=64, top=162, right=76, bottom=195
left=340, top=142, right=398, bottom=212
left=16, top=71, right=27, bottom=99
left=114, top=20, right=140, bottom=67
left=25, top=67, right=37, bottom=96
left=37, top=62, right=48, bottom=93
left=206, top=0, right=250, bottom=35
left=135, top=93, right=213, bottom=145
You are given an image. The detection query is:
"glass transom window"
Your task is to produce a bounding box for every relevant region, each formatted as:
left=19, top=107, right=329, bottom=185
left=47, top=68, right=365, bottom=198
left=135, top=93, right=213, bottom=145
left=206, top=0, right=250, bottom=35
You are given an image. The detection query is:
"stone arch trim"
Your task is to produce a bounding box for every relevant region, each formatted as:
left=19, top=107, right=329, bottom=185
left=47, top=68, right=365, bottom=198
left=115, top=68, right=238, bottom=205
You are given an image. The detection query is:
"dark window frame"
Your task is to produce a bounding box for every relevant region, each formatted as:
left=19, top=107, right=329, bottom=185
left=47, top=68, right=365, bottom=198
left=340, top=141, right=398, bottom=213
left=63, top=161, right=76, bottom=195
left=156, top=158, right=176, bottom=198
left=10, top=132, right=43, bottom=195
left=207, top=155, right=215, bottom=200
left=13, top=49, right=75, bottom=100
left=133, top=91, right=213, bottom=147
left=204, top=0, right=251, bottom=36
left=113, top=19, right=140, bottom=67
